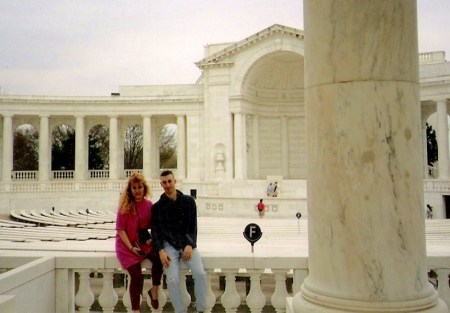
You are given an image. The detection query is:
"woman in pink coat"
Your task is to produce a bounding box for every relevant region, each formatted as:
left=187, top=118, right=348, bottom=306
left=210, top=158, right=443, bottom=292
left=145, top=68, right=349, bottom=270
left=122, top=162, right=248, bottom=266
left=115, top=172, right=162, bottom=312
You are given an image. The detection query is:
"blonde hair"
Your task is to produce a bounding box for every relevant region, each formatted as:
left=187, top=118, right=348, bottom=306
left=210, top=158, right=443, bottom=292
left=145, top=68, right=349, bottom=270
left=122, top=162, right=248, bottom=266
left=118, top=172, right=152, bottom=214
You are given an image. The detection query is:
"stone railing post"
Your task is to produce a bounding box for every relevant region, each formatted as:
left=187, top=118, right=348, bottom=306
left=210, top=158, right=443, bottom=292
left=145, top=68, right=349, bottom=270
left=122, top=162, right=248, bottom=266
left=246, top=270, right=266, bottom=313
left=98, top=269, right=118, bottom=313
left=205, top=270, right=217, bottom=312
left=271, top=270, right=288, bottom=313
left=55, top=268, right=75, bottom=313
left=75, top=270, right=95, bottom=313
left=221, top=270, right=241, bottom=313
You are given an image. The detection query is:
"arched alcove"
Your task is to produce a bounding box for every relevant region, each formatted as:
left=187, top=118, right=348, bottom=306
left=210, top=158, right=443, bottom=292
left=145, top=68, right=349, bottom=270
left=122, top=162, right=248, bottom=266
left=159, top=123, right=177, bottom=169
left=51, top=124, right=75, bottom=171
left=13, top=124, right=38, bottom=171
left=88, top=124, right=109, bottom=170
left=241, top=51, right=305, bottom=179
left=123, top=124, right=143, bottom=170
left=426, top=112, right=450, bottom=178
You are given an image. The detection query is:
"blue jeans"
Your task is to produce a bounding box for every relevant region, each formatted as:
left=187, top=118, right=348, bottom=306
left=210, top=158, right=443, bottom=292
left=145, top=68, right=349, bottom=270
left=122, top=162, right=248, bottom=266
left=163, top=242, right=207, bottom=313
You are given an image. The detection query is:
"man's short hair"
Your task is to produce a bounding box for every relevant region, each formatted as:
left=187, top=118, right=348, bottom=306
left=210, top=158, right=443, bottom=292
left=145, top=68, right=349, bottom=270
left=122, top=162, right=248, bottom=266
left=160, top=170, right=174, bottom=177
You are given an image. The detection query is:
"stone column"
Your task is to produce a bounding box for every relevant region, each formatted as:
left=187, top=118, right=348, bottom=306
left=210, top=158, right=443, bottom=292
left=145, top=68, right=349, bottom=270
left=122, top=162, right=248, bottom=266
left=109, top=116, right=119, bottom=180
left=437, top=100, right=449, bottom=179
left=233, top=112, right=246, bottom=179
left=39, top=115, right=50, bottom=181
left=177, top=115, right=186, bottom=180
left=75, top=115, right=86, bottom=180
left=2, top=114, right=12, bottom=182
left=295, top=1, right=447, bottom=313
left=281, top=116, right=289, bottom=178
left=186, top=114, right=201, bottom=180
left=226, top=113, right=234, bottom=180
left=142, top=115, right=152, bottom=179
left=252, top=115, right=260, bottom=179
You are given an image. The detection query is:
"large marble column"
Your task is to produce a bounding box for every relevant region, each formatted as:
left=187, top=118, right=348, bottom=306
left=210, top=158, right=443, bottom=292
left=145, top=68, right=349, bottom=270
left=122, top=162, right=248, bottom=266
left=295, top=1, right=447, bottom=313
left=437, top=100, right=449, bottom=179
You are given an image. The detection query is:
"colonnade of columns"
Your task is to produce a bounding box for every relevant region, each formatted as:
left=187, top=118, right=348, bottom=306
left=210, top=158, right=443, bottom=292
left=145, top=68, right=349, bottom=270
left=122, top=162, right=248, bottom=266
left=0, top=114, right=190, bottom=183
left=2, top=111, right=281, bottom=183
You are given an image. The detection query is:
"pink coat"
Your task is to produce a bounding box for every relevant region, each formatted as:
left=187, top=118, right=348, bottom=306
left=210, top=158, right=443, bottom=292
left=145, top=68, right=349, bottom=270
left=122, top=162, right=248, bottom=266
left=115, top=199, right=153, bottom=269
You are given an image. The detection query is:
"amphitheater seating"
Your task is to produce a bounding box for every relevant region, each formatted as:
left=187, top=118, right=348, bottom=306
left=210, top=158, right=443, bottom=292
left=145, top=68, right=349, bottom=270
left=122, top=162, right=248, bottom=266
left=4, top=208, right=450, bottom=250
left=4, top=209, right=116, bottom=242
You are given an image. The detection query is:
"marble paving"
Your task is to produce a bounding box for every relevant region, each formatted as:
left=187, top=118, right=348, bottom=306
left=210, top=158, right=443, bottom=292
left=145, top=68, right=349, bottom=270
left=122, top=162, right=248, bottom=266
left=0, top=215, right=449, bottom=260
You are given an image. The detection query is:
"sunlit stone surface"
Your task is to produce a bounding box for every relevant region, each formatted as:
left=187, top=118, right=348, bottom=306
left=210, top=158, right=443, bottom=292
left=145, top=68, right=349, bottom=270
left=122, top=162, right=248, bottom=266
left=294, top=1, right=448, bottom=312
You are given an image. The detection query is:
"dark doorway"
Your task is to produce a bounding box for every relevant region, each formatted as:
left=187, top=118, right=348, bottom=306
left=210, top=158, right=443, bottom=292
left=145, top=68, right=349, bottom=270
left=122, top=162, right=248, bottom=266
left=444, top=196, right=450, bottom=218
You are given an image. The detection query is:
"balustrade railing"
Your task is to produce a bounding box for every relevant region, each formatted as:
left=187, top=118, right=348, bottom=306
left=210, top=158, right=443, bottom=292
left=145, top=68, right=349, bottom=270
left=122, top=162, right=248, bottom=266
left=11, top=170, right=38, bottom=181
left=419, top=51, right=446, bottom=64
left=73, top=260, right=307, bottom=313
left=68, top=267, right=450, bottom=313
left=1, top=254, right=449, bottom=313
left=424, top=179, right=450, bottom=192
left=6, top=169, right=447, bottom=194
left=53, top=170, right=75, bottom=180
left=89, top=170, right=109, bottom=179
left=0, top=254, right=301, bottom=313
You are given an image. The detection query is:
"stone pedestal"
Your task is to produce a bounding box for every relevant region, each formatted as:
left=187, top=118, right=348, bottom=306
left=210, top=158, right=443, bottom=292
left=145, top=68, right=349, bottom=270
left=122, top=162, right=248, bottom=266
left=294, top=1, right=448, bottom=312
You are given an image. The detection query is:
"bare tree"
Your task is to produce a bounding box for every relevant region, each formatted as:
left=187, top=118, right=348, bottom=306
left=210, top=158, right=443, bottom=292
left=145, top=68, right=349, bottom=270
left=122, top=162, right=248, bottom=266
left=124, top=124, right=143, bottom=169
left=159, top=124, right=177, bottom=168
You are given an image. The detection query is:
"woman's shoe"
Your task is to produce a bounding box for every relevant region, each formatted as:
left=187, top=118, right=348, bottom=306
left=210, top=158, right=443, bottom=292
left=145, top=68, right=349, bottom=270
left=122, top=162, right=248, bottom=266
left=148, top=288, right=159, bottom=310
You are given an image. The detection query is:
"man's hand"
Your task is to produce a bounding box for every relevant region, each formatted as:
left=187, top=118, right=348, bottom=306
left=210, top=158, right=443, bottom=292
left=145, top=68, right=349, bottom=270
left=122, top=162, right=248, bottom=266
left=182, top=245, right=193, bottom=261
left=159, top=249, right=171, bottom=268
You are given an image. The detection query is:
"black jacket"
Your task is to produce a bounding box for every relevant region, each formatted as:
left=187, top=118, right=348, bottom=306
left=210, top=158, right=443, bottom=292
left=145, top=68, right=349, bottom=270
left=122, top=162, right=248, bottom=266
left=152, top=190, right=198, bottom=251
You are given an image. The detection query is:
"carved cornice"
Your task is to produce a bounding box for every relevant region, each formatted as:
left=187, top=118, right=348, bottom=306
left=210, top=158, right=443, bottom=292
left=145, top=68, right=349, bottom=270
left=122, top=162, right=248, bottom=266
left=195, top=24, right=304, bottom=70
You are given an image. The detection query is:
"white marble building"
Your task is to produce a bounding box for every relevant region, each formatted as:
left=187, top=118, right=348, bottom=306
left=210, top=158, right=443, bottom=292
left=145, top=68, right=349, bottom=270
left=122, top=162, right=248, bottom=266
left=0, top=24, right=448, bottom=219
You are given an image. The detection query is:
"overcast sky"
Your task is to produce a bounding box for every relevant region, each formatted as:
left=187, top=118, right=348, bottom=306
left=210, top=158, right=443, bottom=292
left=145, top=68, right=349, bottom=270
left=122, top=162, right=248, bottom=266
left=0, top=0, right=448, bottom=96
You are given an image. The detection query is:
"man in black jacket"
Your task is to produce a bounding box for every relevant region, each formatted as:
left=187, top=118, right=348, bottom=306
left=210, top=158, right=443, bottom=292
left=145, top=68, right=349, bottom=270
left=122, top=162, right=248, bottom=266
left=152, top=170, right=206, bottom=313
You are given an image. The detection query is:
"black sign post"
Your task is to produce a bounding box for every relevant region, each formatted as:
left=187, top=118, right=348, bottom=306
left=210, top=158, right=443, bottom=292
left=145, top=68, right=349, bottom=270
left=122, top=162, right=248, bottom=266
left=243, top=223, right=262, bottom=253
left=296, top=212, right=302, bottom=234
